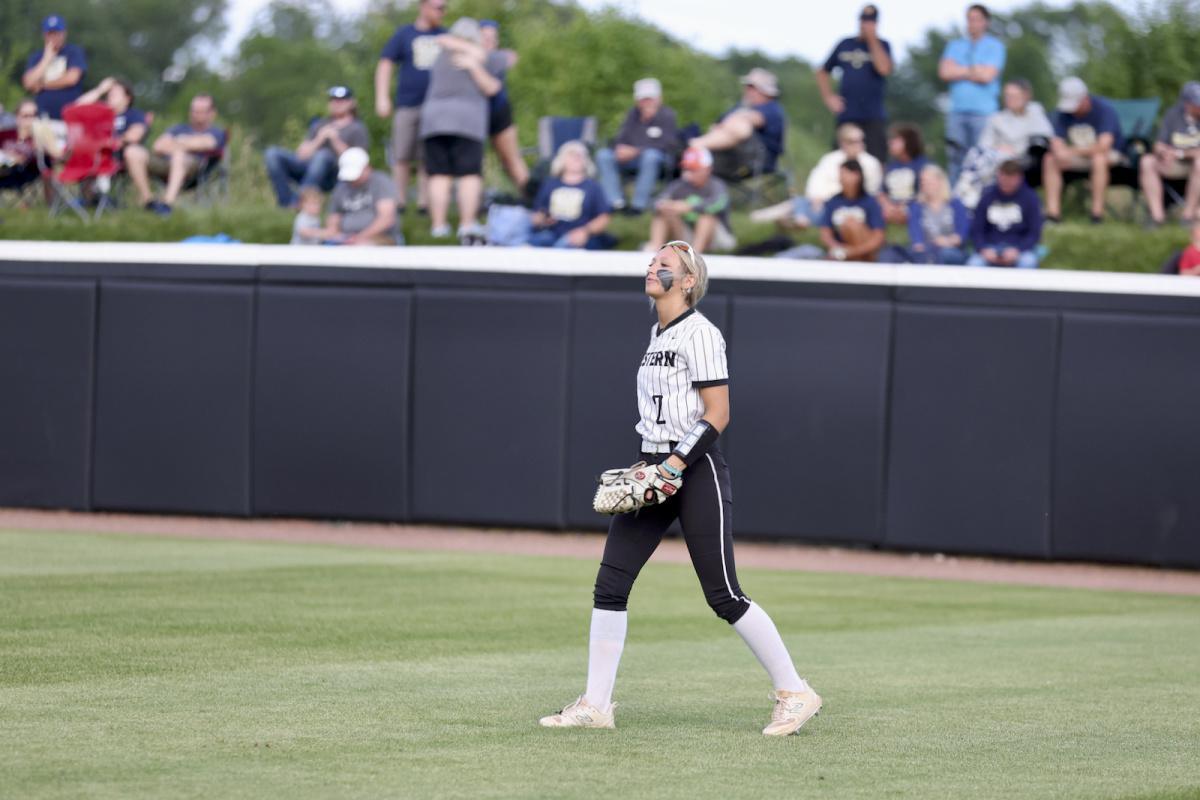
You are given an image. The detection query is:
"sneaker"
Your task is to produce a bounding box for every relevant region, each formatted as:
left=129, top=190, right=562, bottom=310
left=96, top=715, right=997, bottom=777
left=457, top=222, right=486, bottom=246
left=539, top=696, right=616, bottom=729
left=1089, top=213, right=1104, bottom=225
left=144, top=200, right=172, bottom=217
left=1044, top=214, right=1062, bottom=226
left=430, top=224, right=452, bottom=239
left=762, top=687, right=822, bottom=736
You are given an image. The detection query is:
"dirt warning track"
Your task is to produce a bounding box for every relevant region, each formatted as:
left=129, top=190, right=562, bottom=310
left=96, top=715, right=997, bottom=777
left=2, top=508, right=1198, bottom=596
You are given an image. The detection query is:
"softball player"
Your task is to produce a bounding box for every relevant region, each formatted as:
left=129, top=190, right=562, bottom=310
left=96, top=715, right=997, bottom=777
left=539, top=241, right=821, bottom=735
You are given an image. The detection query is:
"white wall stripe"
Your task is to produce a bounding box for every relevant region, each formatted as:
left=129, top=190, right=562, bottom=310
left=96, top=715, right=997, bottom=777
left=4, top=241, right=1200, bottom=299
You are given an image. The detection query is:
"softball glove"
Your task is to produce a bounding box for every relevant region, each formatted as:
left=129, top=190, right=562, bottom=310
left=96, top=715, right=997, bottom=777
left=592, top=461, right=682, bottom=515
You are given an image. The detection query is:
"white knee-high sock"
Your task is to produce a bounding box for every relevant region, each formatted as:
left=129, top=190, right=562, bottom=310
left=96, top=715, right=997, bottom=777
left=585, top=608, right=627, bottom=710
left=733, top=602, right=808, bottom=693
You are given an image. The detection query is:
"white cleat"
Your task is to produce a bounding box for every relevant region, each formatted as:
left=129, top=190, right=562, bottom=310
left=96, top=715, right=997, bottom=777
left=539, top=696, right=616, bottom=729
left=762, top=687, right=822, bottom=736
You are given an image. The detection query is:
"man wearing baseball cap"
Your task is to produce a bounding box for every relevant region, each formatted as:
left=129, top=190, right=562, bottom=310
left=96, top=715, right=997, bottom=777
left=264, top=86, right=371, bottom=208
left=690, top=67, right=787, bottom=182
left=595, top=77, right=679, bottom=214
left=648, top=146, right=735, bottom=253
left=21, top=15, right=87, bottom=120
left=319, top=148, right=403, bottom=245
left=1140, top=81, right=1200, bottom=227
left=1042, top=76, right=1124, bottom=224
left=817, top=5, right=893, bottom=162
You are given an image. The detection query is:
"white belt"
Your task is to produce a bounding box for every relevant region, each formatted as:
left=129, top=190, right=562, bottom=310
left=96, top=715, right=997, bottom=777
left=641, top=439, right=675, bottom=454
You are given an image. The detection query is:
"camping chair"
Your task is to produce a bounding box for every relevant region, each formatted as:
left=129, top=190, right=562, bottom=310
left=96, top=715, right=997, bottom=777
left=184, top=147, right=229, bottom=206
left=46, top=103, right=121, bottom=222
left=722, top=138, right=792, bottom=209
left=533, top=116, right=598, bottom=162
left=1057, top=97, right=1160, bottom=221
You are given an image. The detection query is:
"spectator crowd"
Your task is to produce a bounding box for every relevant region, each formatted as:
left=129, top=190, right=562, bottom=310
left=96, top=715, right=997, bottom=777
left=3, top=2, right=1200, bottom=273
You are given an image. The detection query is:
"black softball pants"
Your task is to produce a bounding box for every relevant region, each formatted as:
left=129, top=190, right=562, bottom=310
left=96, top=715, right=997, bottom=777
left=593, top=445, right=752, bottom=624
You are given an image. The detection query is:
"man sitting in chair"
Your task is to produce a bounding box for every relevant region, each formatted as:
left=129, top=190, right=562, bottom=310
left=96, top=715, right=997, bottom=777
left=689, top=68, right=786, bottom=182
left=1140, top=81, right=1200, bottom=227
left=594, top=77, right=678, bottom=215
left=125, top=94, right=227, bottom=216
left=1041, top=76, right=1124, bottom=225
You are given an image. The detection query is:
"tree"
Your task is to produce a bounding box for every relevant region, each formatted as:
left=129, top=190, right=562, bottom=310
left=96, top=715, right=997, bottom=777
left=1, top=0, right=227, bottom=110
left=208, top=0, right=352, bottom=147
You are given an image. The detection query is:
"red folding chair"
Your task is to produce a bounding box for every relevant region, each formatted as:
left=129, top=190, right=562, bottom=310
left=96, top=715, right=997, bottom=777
left=47, top=103, right=121, bottom=222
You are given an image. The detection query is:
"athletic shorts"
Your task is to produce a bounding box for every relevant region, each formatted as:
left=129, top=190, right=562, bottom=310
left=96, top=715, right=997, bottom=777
left=488, top=102, right=514, bottom=138
left=391, top=106, right=423, bottom=164
left=423, top=134, right=484, bottom=177
left=147, top=153, right=205, bottom=182
left=1150, top=157, right=1194, bottom=179
left=1057, top=150, right=1125, bottom=172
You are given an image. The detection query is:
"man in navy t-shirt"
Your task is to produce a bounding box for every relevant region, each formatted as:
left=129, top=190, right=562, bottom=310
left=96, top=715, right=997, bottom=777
left=374, top=0, right=447, bottom=213
left=817, top=5, right=893, bottom=162
left=691, top=68, right=787, bottom=182
left=124, top=94, right=227, bottom=216
left=21, top=15, right=86, bottom=120
left=1041, top=76, right=1125, bottom=224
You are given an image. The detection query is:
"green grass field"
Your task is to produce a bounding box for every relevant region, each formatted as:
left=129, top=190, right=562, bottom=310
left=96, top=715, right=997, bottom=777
left=2, top=529, right=1199, bottom=800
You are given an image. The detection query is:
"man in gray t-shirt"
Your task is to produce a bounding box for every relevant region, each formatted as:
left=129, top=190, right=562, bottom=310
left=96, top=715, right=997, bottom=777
left=648, top=145, right=735, bottom=253
left=596, top=77, right=679, bottom=213
left=1141, top=81, right=1200, bottom=226
left=417, top=17, right=504, bottom=242
left=326, top=148, right=402, bottom=246
left=264, top=85, right=372, bottom=207
left=419, top=38, right=505, bottom=144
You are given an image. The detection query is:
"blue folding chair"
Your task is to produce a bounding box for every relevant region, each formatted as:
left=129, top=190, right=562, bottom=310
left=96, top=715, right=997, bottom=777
left=534, top=116, right=598, bottom=161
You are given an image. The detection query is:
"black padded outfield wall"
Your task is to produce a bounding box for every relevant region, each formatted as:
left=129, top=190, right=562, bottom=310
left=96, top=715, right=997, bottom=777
left=1, top=245, right=1199, bottom=568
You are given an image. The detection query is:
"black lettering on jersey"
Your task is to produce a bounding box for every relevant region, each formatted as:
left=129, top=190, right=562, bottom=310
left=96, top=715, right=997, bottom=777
left=640, top=350, right=677, bottom=368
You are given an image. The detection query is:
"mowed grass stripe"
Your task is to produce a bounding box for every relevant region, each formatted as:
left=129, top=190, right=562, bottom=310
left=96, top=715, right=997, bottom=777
left=1, top=529, right=1197, bottom=800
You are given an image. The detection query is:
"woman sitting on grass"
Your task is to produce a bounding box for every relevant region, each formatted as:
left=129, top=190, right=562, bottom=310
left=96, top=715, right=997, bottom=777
left=529, top=140, right=614, bottom=250
left=906, top=164, right=970, bottom=265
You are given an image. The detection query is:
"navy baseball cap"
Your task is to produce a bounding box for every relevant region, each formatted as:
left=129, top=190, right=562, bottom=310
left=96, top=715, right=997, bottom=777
left=480, top=19, right=500, bottom=30
left=1180, top=82, right=1200, bottom=107
left=42, top=14, right=67, bottom=32
left=328, top=86, right=354, bottom=99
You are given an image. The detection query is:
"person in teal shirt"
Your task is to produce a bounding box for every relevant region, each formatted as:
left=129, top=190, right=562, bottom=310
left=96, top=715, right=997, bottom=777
left=938, top=4, right=1006, bottom=183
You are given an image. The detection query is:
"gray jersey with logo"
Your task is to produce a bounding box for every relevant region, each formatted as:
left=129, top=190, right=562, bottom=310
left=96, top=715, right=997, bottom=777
left=330, top=172, right=400, bottom=238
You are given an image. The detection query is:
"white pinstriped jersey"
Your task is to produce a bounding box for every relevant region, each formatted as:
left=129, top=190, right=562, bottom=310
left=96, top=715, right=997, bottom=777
left=635, top=308, right=729, bottom=451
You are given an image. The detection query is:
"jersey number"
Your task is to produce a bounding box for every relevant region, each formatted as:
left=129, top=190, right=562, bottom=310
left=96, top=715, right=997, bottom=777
left=652, top=395, right=666, bottom=425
